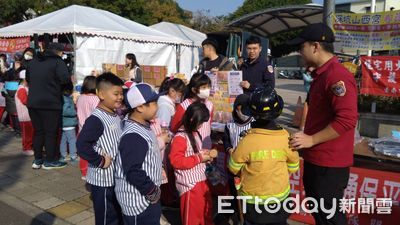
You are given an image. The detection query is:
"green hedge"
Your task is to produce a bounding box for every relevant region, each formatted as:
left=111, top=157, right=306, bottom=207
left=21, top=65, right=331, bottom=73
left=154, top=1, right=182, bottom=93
left=358, top=95, right=400, bottom=114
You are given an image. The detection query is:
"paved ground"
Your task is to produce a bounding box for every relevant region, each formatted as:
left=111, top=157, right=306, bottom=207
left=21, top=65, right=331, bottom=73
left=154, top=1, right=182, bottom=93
left=275, top=79, right=307, bottom=127
left=0, top=78, right=307, bottom=225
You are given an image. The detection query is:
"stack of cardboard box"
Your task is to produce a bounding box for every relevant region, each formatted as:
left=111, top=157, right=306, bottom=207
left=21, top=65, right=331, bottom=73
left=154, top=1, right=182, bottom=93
left=142, top=65, right=167, bottom=87
left=102, top=63, right=126, bottom=78
left=102, top=63, right=168, bottom=86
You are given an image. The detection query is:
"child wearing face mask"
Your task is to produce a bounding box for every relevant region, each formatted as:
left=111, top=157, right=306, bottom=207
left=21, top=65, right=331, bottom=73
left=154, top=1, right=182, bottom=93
left=170, top=73, right=213, bottom=150
left=156, top=77, right=186, bottom=126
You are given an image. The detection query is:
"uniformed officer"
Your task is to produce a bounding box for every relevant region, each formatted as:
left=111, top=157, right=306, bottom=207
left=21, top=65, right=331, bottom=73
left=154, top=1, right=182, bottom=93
left=288, top=23, right=358, bottom=225
left=240, top=36, right=275, bottom=95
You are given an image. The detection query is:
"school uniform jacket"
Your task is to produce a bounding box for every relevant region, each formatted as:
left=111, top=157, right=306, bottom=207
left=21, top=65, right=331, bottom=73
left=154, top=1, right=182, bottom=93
left=76, top=108, right=122, bottom=187
left=169, top=132, right=207, bottom=195
left=114, top=119, right=162, bottom=216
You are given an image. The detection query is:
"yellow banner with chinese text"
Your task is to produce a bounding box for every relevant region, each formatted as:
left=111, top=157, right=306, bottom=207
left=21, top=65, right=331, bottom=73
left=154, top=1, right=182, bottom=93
left=333, top=10, right=400, bottom=51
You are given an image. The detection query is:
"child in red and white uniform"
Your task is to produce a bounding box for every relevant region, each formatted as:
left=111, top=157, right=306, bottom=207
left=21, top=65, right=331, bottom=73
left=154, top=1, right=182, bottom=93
left=76, top=76, right=99, bottom=179
left=0, top=82, right=6, bottom=124
left=170, top=73, right=213, bottom=149
left=15, top=70, right=34, bottom=155
left=170, top=102, right=214, bottom=225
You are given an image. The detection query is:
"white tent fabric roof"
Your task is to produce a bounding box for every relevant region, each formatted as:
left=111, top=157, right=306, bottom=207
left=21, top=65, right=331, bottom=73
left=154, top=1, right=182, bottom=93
left=150, top=22, right=206, bottom=47
left=0, top=5, right=190, bottom=45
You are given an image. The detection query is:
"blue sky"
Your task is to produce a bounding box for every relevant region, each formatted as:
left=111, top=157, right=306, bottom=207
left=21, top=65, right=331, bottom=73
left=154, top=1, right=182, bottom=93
left=176, top=0, right=324, bottom=16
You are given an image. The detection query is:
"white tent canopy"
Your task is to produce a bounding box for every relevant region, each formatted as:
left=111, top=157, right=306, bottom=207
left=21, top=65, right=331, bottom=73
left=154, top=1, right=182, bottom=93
left=150, top=22, right=206, bottom=78
left=150, top=22, right=206, bottom=47
left=0, top=5, right=192, bottom=80
left=0, top=5, right=189, bottom=44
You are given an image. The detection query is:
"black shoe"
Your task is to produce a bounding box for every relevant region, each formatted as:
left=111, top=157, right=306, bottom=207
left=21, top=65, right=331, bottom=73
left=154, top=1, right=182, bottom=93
left=42, top=161, right=67, bottom=170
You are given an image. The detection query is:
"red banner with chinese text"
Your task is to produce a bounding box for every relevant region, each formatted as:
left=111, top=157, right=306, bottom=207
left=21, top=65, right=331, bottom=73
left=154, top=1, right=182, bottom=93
left=0, top=37, right=30, bottom=53
left=289, top=159, right=400, bottom=225
left=360, top=56, right=400, bottom=97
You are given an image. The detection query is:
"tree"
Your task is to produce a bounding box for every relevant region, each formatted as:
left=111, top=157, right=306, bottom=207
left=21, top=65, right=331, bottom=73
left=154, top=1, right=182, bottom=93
left=0, top=0, right=35, bottom=26
left=229, top=0, right=312, bottom=57
left=0, top=0, right=191, bottom=27
left=190, top=10, right=228, bottom=33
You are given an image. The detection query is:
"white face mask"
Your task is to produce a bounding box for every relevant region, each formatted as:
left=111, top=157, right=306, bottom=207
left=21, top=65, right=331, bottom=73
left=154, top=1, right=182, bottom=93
left=24, top=54, right=33, bottom=61
left=236, top=109, right=250, bottom=122
left=197, top=88, right=210, bottom=99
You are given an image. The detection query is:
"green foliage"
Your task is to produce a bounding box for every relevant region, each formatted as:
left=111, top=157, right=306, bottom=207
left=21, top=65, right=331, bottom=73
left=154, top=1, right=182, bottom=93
left=0, top=0, right=191, bottom=27
left=228, top=0, right=312, bottom=57
left=358, top=95, right=400, bottom=114
left=0, top=0, right=35, bottom=25
left=190, top=10, right=229, bottom=33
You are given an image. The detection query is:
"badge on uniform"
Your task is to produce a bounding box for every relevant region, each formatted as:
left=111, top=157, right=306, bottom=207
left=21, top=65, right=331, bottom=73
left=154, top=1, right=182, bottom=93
left=331, top=81, right=346, bottom=97
left=267, top=65, right=274, bottom=73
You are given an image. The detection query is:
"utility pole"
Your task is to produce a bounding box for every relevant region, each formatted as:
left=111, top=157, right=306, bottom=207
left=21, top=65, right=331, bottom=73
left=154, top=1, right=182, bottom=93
left=368, top=0, right=376, bottom=56
left=323, top=0, right=335, bottom=28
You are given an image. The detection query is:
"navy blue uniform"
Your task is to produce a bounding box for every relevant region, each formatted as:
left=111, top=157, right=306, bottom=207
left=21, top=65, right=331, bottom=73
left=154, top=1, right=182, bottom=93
left=77, top=108, right=123, bottom=225
left=115, top=119, right=162, bottom=224
left=241, top=57, right=275, bottom=95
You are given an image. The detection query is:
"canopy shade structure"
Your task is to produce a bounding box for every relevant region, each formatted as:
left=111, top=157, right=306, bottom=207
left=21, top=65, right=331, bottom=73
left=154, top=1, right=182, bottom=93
left=0, top=4, right=190, bottom=45
left=227, top=4, right=326, bottom=37
left=150, top=22, right=206, bottom=47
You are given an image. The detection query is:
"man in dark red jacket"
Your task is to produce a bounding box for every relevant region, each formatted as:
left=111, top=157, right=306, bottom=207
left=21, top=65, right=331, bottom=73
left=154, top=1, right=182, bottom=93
left=288, top=23, right=358, bottom=225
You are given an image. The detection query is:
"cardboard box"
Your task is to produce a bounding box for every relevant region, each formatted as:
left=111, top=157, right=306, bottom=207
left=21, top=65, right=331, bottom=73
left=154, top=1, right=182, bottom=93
left=116, top=64, right=125, bottom=78
left=144, top=78, right=156, bottom=87
left=143, top=72, right=153, bottom=79
left=142, top=66, right=152, bottom=73
left=102, top=63, right=117, bottom=74
left=102, top=63, right=126, bottom=78
left=155, top=77, right=164, bottom=86
left=138, top=65, right=167, bottom=86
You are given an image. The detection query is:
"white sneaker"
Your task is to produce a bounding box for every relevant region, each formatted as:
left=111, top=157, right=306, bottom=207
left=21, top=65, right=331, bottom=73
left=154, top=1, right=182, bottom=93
left=22, top=150, right=34, bottom=156
left=160, top=215, right=170, bottom=225
left=32, top=159, right=43, bottom=169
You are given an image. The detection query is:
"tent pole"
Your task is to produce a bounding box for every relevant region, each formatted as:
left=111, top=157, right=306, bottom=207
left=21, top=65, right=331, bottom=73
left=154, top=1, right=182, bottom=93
left=176, top=44, right=180, bottom=74
left=73, top=32, right=77, bottom=81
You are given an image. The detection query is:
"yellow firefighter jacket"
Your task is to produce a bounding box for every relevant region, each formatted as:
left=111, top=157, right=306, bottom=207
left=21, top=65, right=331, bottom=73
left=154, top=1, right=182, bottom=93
left=228, top=128, right=300, bottom=204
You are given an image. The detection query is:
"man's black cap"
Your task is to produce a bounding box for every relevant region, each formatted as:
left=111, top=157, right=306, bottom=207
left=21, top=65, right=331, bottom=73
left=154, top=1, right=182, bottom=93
left=202, top=38, right=218, bottom=50
left=287, top=23, right=335, bottom=46
left=47, top=42, right=64, bottom=51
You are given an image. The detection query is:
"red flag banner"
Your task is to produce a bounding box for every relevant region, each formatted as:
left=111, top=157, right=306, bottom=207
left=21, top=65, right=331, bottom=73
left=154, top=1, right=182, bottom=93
left=0, top=37, right=30, bottom=53
left=361, top=56, right=400, bottom=97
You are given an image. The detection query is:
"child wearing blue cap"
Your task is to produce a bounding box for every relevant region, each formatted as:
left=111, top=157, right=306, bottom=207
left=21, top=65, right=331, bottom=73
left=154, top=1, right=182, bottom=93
left=114, top=83, right=163, bottom=224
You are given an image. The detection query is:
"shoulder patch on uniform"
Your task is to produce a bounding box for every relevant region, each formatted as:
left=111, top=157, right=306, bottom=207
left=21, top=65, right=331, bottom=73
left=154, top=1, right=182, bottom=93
left=331, top=81, right=346, bottom=97
left=267, top=65, right=274, bottom=73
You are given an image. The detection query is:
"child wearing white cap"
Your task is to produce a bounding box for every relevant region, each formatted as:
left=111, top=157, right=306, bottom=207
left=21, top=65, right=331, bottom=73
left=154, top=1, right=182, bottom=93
left=114, top=83, right=163, bottom=224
